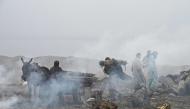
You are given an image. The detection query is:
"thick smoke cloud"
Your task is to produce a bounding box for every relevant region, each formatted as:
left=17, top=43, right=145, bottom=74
left=0, top=96, right=18, bottom=108
left=75, top=29, right=190, bottom=66
left=0, top=65, right=22, bottom=108
left=0, top=58, right=89, bottom=108
left=0, top=65, right=21, bottom=85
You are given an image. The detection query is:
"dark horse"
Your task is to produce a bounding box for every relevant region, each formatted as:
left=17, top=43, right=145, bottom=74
left=21, top=58, right=50, bottom=103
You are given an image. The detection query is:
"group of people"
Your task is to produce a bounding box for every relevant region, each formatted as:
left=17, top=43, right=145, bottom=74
left=131, top=50, right=158, bottom=91
left=46, top=52, right=159, bottom=103
left=131, top=50, right=158, bottom=92
left=22, top=50, right=158, bottom=106
left=99, top=50, right=158, bottom=101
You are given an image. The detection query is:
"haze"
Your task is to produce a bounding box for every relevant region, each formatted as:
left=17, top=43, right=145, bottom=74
left=0, top=0, right=190, bottom=66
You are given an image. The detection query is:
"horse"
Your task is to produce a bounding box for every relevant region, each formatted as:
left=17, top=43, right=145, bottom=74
left=21, top=58, right=50, bottom=104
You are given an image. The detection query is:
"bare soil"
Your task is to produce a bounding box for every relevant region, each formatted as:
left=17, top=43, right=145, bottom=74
left=0, top=84, right=190, bottom=109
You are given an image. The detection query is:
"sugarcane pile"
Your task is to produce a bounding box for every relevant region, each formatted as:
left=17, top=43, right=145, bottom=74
left=91, top=100, right=118, bottom=109
left=99, top=59, right=127, bottom=67
left=156, top=69, right=190, bottom=96
left=157, top=102, right=171, bottom=109
left=99, top=58, right=132, bottom=81
left=64, top=71, right=98, bottom=86
left=131, top=69, right=190, bottom=108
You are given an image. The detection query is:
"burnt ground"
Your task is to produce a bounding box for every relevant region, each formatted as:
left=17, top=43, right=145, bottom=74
left=0, top=84, right=190, bottom=109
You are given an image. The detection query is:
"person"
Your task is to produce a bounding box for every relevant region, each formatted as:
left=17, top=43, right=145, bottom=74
left=104, top=57, right=121, bottom=101
left=49, top=60, right=65, bottom=106
left=101, top=57, right=131, bottom=81
left=131, top=53, right=146, bottom=88
left=142, top=50, right=151, bottom=65
left=50, top=60, right=63, bottom=79
left=142, top=50, right=151, bottom=89
left=131, top=53, right=148, bottom=107
left=99, top=57, right=131, bottom=101
left=148, top=51, right=158, bottom=91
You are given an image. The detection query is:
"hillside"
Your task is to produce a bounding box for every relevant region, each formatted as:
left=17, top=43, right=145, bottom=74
left=0, top=55, right=190, bottom=84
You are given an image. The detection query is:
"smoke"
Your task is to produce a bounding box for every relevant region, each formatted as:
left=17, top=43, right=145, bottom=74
left=0, top=65, right=84, bottom=107
left=18, top=58, right=87, bottom=107
left=0, top=65, right=20, bottom=85
left=1, top=0, right=190, bottom=66
left=0, top=65, right=6, bottom=78
left=0, top=54, right=189, bottom=108
left=0, top=65, right=24, bottom=108
left=0, top=96, right=18, bottom=108
left=74, top=28, right=190, bottom=66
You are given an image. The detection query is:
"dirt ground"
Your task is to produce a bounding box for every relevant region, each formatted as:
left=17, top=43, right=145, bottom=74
left=1, top=83, right=190, bottom=109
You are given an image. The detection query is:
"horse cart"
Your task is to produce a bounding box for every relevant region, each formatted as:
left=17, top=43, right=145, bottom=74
left=61, top=72, right=103, bottom=105
left=20, top=58, right=108, bottom=107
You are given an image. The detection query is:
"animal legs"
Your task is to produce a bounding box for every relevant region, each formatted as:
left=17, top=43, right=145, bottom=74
left=28, top=83, right=35, bottom=105
left=33, top=86, right=38, bottom=103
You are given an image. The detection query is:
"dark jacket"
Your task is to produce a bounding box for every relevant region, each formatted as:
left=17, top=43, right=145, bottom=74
left=50, top=61, right=63, bottom=78
left=104, top=59, right=132, bottom=81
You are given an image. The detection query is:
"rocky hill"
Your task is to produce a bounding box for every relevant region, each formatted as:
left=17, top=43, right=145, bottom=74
left=0, top=55, right=190, bottom=84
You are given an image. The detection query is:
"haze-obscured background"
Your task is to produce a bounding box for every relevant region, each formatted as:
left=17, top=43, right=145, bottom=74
left=0, top=56, right=190, bottom=85
left=0, top=0, right=190, bottom=84
left=1, top=0, right=190, bottom=65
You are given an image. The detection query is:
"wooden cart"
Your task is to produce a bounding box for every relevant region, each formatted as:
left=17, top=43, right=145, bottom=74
left=61, top=72, right=99, bottom=104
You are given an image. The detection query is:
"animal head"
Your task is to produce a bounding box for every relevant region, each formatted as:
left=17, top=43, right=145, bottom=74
left=21, top=58, right=33, bottom=77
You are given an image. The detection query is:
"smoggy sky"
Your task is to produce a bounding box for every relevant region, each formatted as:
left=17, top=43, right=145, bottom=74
left=0, top=0, right=190, bottom=65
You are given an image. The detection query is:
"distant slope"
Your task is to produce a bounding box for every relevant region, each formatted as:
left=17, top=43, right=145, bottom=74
left=0, top=55, right=190, bottom=84
left=157, top=65, right=190, bottom=76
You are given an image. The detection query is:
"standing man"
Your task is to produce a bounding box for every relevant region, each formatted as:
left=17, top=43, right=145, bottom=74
left=50, top=60, right=65, bottom=106
left=148, top=51, right=158, bottom=92
left=142, top=50, right=151, bottom=65
left=50, top=60, right=63, bottom=79
left=142, top=50, right=151, bottom=89
left=131, top=53, right=146, bottom=88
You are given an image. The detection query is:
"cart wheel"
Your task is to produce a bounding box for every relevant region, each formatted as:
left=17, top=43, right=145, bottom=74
left=73, top=84, right=85, bottom=104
